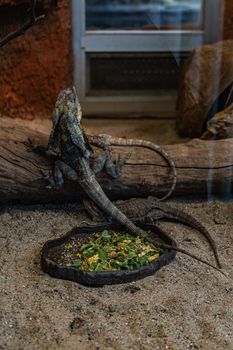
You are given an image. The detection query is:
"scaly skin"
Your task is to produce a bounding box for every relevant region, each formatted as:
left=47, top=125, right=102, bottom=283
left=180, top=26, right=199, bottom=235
left=116, top=197, right=221, bottom=268
left=28, top=87, right=223, bottom=274
left=39, top=88, right=156, bottom=239
left=88, top=136, right=221, bottom=269
left=88, top=134, right=177, bottom=201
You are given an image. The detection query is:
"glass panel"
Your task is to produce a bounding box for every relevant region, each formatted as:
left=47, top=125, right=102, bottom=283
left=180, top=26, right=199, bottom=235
left=86, top=0, right=203, bottom=31
left=87, top=52, right=187, bottom=96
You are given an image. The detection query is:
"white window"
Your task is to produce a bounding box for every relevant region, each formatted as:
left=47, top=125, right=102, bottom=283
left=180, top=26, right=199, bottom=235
left=72, top=0, right=223, bottom=117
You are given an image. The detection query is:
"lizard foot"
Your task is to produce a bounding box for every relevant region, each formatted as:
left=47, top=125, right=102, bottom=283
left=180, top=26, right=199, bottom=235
left=23, top=138, right=38, bottom=152
left=106, top=152, right=131, bottom=179
left=37, top=170, right=59, bottom=189
left=23, top=138, right=49, bottom=155
left=83, top=199, right=107, bottom=222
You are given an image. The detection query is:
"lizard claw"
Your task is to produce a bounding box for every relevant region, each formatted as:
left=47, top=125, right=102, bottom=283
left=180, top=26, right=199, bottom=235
left=24, top=138, right=49, bottom=155
left=23, top=138, right=37, bottom=152
left=125, top=152, right=131, bottom=162
left=28, top=170, right=50, bottom=183
left=113, top=152, right=131, bottom=178
left=38, top=170, right=61, bottom=190
left=147, top=214, right=160, bottom=226
left=39, top=169, right=50, bottom=180
left=117, top=152, right=131, bottom=163
left=35, top=170, right=55, bottom=189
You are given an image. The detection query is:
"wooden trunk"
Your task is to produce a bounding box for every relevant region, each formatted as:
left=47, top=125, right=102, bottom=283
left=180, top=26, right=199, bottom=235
left=0, top=118, right=233, bottom=203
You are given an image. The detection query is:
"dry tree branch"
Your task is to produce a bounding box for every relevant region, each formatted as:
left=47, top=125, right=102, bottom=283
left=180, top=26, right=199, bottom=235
left=0, top=0, right=45, bottom=48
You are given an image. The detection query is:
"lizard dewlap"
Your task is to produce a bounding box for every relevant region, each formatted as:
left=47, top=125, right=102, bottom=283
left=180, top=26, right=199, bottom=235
left=63, top=230, right=167, bottom=272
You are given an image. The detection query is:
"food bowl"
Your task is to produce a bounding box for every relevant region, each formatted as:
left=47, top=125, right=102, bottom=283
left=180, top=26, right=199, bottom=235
left=41, top=223, right=177, bottom=286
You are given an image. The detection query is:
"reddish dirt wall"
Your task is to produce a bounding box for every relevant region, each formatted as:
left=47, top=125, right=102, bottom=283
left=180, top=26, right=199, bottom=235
left=0, top=0, right=72, bottom=120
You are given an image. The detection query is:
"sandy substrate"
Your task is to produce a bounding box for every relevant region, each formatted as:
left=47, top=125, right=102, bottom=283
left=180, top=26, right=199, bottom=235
left=0, top=198, right=233, bottom=350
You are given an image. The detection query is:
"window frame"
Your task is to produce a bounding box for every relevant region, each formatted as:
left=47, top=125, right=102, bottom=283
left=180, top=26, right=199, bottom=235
left=72, top=0, right=224, bottom=117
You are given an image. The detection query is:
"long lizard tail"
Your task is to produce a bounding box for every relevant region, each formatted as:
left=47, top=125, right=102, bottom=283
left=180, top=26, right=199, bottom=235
left=79, top=176, right=223, bottom=273
left=79, top=176, right=222, bottom=273
left=98, top=134, right=177, bottom=201
left=79, top=175, right=144, bottom=235
left=149, top=225, right=226, bottom=276
left=147, top=204, right=222, bottom=269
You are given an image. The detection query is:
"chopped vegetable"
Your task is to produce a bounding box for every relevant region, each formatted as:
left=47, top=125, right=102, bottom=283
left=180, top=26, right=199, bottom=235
left=64, top=230, right=167, bottom=272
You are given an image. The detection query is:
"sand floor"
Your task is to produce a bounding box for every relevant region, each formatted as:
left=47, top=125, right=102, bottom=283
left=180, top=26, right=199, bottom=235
left=0, top=198, right=233, bottom=350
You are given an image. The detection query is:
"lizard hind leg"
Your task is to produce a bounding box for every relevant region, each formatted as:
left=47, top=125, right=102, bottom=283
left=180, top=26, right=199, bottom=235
left=44, top=160, right=78, bottom=189
left=41, top=162, right=64, bottom=189
left=83, top=198, right=111, bottom=222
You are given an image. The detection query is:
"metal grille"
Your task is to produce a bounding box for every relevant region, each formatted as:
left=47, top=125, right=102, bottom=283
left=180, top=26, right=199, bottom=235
left=87, top=52, right=186, bottom=95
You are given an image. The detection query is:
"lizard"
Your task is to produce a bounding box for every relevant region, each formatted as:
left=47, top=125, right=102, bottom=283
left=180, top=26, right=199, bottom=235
left=87, top=134, right=177, bottom=201
left=29, top=86, right=175, bottom=204
left=83, top=132, right=221, bottom=270
left=115, top=196, right=221, bottom=268
left=26, top=87, right=223, bottom=274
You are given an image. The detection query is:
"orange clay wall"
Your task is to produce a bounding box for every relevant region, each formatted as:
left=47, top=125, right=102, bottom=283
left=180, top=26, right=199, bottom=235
left=0, top=0, right=73, bottom=120
left=0, top=0, right=232, bottom=120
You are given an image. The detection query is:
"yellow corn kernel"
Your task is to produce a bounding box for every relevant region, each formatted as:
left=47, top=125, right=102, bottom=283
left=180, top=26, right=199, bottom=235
left=148, top=253, right=159, bottom=262
left=65, top=243, right=73, bottom=249
left=87, top=254, right=99, bottom=264
left=82, top=264, right=89, bottom=270
left=108, top=252, right=117, bottom=259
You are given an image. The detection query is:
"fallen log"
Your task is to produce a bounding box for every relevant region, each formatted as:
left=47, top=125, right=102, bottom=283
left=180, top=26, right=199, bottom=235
left=0, top=118, right=233, bottom=203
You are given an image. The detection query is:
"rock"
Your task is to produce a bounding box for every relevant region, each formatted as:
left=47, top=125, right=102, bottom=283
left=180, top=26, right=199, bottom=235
left=201, top=102, right=233, bottom=139
left=69, top=317, right=85, bottom=332
left=124, top=284, right=141, bottom=294
left=176, top=40, right=233, bottom=137
left=213, top=215, right=227, bottom=225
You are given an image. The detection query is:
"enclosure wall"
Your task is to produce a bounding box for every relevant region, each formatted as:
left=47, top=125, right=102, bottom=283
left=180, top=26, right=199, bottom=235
left=0, top=0, right=232, bottom=120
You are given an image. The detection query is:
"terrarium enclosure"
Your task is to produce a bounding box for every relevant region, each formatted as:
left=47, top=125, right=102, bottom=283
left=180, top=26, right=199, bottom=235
left=1, top=1, right=233, bottom=350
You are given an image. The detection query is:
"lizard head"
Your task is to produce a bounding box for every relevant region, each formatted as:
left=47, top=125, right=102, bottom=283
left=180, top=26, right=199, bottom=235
left=55, top=86, right=82, bottom=123
left=65, top=86, right=82, bottom=123
left=48, top=86, right=83, bottom=155
left=48, top=86, right=92, bottom=157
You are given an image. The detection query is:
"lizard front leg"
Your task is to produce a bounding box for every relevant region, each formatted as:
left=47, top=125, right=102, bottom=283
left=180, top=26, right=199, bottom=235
left=83, top=198, right=108, bottom=222
left=24, top=138, right=49, bottom=155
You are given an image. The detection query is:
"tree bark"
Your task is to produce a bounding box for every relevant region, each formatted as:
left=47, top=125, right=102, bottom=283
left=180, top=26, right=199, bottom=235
left=0, top=117, right=233, bottom=203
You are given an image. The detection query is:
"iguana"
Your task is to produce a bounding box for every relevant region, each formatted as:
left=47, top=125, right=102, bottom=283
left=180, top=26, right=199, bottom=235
left=27, top=87, right=223, bottom=274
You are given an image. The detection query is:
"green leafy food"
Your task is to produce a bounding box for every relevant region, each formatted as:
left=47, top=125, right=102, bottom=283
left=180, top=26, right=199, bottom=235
left=66, top=230, right=167, bottom=272
left=71, top=259, right=82, bottom=268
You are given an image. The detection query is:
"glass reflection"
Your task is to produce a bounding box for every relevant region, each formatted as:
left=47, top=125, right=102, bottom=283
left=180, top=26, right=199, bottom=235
left=86, top=0, right=203, bottom=31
